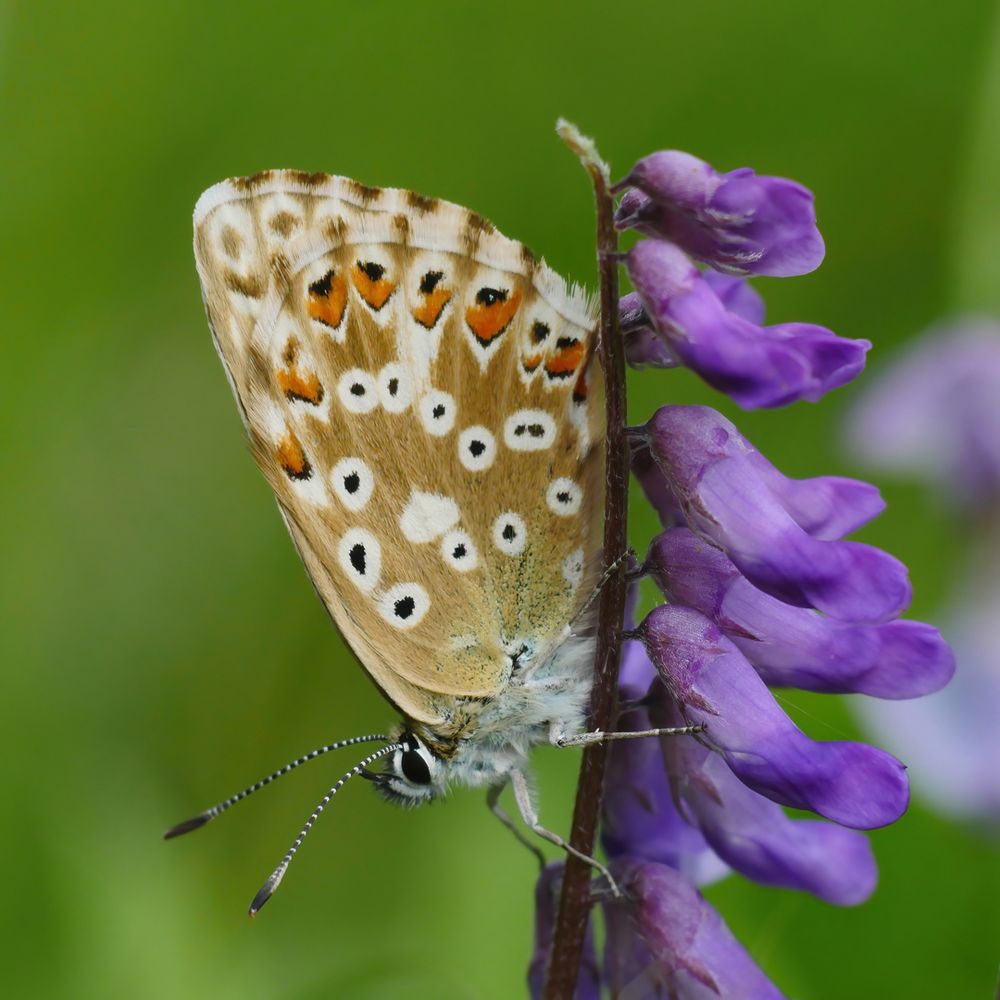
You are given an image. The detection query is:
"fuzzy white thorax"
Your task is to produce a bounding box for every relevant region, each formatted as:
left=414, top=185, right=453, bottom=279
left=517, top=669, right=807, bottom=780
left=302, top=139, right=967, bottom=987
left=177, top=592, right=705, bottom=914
left=436, top=632, right=596, bottom=790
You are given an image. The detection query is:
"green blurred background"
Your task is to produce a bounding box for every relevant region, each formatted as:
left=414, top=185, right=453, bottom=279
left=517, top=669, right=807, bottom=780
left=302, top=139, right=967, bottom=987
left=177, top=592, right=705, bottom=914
left=2, top=1, right=998, bottom=996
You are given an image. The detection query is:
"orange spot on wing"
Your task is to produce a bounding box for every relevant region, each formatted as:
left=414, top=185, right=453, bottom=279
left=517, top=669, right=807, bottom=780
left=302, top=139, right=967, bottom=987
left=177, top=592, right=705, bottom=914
left=351, top=262, right=396, bottom=311
left=465, top=287, right=522, bottom=346
left=572, top=366, right=589, bottom=403
left=277, top=432, right=312, bottom=480
left=544, top=338, right=585, bottom=380
left=523, top=353, right=542, bottom=373
left=276, top=366, right=324, bottom=405
left=307, top=270, right=348, bottom=329
left=413, top=286, right=452, bottom=328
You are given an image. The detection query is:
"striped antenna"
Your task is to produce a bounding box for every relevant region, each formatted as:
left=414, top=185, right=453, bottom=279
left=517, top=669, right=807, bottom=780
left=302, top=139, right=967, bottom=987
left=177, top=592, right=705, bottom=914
left=163, top=733, right=389, bottom=840
left=248, top=741, right=403, bottom=917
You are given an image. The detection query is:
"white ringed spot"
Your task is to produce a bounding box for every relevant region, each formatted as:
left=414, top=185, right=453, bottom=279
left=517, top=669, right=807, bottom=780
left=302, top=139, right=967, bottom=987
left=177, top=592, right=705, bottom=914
left=418, top=389, right=456, bottom=436
left=377, top=362, right=413, bottom=413
left=330, top=458, right=374, bottom=512
left=441, top=529, right=478, bottom=572
left=400, top=491, right=461, bottom=543
left=504, top=409, right=557, bottom=451
left=379, top=583, right=430, bottom=630
left=547, top=478, right=583, bottom=516
left=563, top=548, right=584, bottom=588
left=458, top=426, right=497, bottom=472
left=337, top=529, right=382, bottom=593
left=492, top=512, right=527, bottom=556
left=337, top=369, right=378, bottom=414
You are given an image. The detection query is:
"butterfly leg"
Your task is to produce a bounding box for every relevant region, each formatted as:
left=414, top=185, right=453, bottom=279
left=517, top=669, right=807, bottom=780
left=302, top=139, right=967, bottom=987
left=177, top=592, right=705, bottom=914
left=486, top=783, right=546, bottom=870
left=510, top=769, right=621, bottom=898
left=551, top=723, right=705, bottom=748
left=562, top=547, right=638, bottom=637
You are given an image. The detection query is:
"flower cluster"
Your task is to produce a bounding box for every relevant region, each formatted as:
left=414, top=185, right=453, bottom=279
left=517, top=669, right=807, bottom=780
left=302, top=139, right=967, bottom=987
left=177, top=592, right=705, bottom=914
left=532, top=149, right=954, bottom=996
left=847, top=318, right=1000, bottom=823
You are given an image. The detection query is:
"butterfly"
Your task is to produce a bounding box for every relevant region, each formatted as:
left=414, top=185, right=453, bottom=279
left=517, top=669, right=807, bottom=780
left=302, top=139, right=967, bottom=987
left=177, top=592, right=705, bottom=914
left=169, top=169, right=616, bottom=912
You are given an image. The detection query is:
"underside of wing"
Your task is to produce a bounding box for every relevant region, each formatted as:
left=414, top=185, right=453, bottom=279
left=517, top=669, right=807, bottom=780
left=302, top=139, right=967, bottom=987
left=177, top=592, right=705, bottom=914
left=194, top=171, right=604, bottom=730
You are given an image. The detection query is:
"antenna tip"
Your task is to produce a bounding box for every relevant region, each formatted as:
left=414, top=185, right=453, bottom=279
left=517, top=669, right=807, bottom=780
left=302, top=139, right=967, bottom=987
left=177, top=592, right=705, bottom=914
left=248, top=865, right=287, bottom=917
left=163, top=812, right=212, bottom=840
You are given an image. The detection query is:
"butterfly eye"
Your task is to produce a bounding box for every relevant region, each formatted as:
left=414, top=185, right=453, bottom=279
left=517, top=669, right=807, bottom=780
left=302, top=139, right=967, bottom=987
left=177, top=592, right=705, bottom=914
left=400, top=749, right=431, bottom=785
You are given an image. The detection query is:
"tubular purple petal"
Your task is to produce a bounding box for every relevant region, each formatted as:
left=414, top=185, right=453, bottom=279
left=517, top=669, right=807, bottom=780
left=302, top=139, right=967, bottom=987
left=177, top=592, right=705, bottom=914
left=603, top=702, right=729, bottom=884
left=750, top=465, right=885, bottom=540
left=639, top=604, right=910, bottom=828
left=626, top=240, right=868, bottom=408
left=649, top=694, right=878, bottom=905
left=615, top=149, right=825, bottom=277
left=647, top=528, right=955, bottom=698
left=704, top=271, right=766, bottom=325
left=619, top=290, right=679, bottom=369
left=604, top=859, right=787, bottom=999
left=631, top=442, right=683, bottom=528
left=641, top=405, right=912, bottom=623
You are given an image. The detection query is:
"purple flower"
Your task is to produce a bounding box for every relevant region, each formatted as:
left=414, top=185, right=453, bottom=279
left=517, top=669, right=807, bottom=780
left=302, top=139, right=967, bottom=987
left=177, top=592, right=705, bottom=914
left=603, top=859, right=786, bottom=999
left=529, top=864, right=600, bottom=1000
left=604, top=671, right=876, bottom=905
left=625, top=239, right=869, bottom=408
left=602, top=698, right=729, bottom=885
left=620, top=272, right=766, bottom=371
left=634, top=404, right=912, bottom=624
left=647, top=687, right=878, bottom=906
left=531, top=142, right=954, bottom=999
left=846, top=317, right=1000, bottom=822
left=846, top=318, right=1000, bottom=511
left=647, top=527, right=955, bottom=699
left=631, top=442, right=683, bottom=528
left=854, top=579, right=1000, bottom=823
left=638, top=604, right=910, bottom=829
left=619, top=290, right=678, bottom=369
left=614, top=149, right=825, bottom=277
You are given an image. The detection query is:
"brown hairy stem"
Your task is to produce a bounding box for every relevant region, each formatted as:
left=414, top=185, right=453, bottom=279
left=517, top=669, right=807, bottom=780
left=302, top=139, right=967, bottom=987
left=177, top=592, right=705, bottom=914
left=544, top=121, right=627, bottom=999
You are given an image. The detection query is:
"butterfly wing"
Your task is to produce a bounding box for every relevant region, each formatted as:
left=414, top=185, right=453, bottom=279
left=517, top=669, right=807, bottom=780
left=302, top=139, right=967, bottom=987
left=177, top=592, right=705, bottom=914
left=194, top=172, right=604, bottom=731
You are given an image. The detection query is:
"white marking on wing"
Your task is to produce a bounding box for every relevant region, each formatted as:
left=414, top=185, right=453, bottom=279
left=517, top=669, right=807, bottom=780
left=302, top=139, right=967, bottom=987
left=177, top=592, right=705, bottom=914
left=338, top=528, right=382, bottom=593
left=337, top=369, right=378, bottom=413
left=458, top=426, right=497, bottom=471
left=330, top=458, right=375, bottom=511
left=378, top=583, right=430, bottom=630
left=546, top=478, right=583, bottom=516
left=377, top=362, right=414, bottom=413
left=418, top=389, right=456, bottom=436
left=400, top=491, right=461, bottom=543
left=504, top=409, right=556, bottom=451
left=563, top=548, right=584, bottom=589
left=440, top=529, right=479, bottom=572
left=493, top=512, right=527, bottom=556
